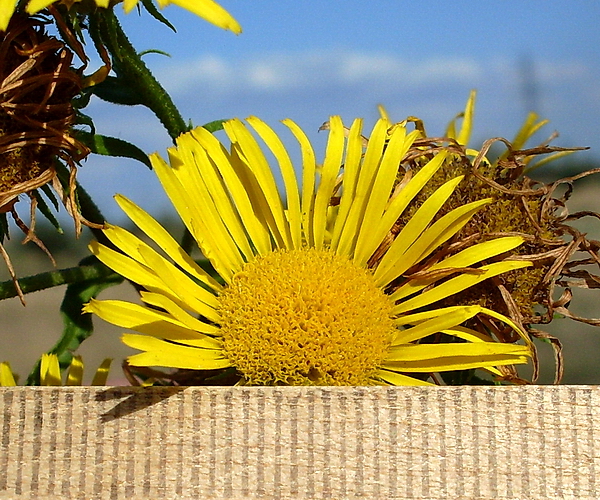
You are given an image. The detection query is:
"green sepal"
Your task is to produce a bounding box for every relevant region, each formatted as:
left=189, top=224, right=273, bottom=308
left=202, top=119, right=228, bottom=133
left=0, top=213, right=8, bottom=242
left=72, top=89, right=94, bottom=111
left=74, top=109, right=96, bottom=136
left=40, top=184, right=60, bottom=212
left=25, top=256, right=124, bottom=385
left=139, top=49, right=171, bottom=58
left=90, top=76, right=145, bottom=106
left=33, top=189, right=63, bottom=234
left=140, top=0, right=177, bottom=32
left=76, top=131, right=152, bottom=168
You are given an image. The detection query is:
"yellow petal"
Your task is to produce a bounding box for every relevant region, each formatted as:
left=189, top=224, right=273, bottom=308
left=375, top=369, right=434, bottom=386
left=247, top=116, right=302, bottom=249
left=0, top=0, right=16, bottom=31
left=0, top=362, right=16, bottom=386
left=397, top=305, right=529, bottom=348
left=40, top=353, right=61, bottom=386
left=395, top=305, right=477, bottom=326
left=386, top=198, right=492, bottom=286
left=156, top=0, right=242, bottom=34
left=384, top=343, right=531, bottom=371
left=456, top=90, right=476, bottom=146
left=392, top=261, right=531, bottom=315
left=377, top=104, right=391, bottom=124
left=84, top=299, right=221, bottom=348
left=91, top=358, right=113, bottom=386
left=312, top=115, right=345, bottom=250
left=442, top=326, right=495, bottom=343
left=282, top=119, right=317, bottom=247
left=92, top=238, right=217, bottom=319
left=374, top=175, right=468, bottom=286
left=89, top=240, right=163, bottom=290
left=329, top=118, right=364, bottom=253
left=370, top=151, right=448, bottom=260
left=179, top=133, right=256, bottom=261
left=137, top=245, right=220, bottom=322
left=114, top=194, right=222, bottom=291
left=478, top=306, right=534, bottom=347
left=25, top=0, right=54, bottom=14
left=101, top=225, right=221, bottom=315
left=392, top=236, right=525, bottom=301
left=123, top=334, right=231, bottom=370
left=511, top=112, right=549, bottom=151
left=121, top=0, right=137, bottom=11
left=66, top=355, right=84, bottom=386
left=190, top=126, right=272, bottom=256
left=354, top=127, right=420, bottom=265
left=392, top=306, right=483, bottom=345
left=152, top=151, right=243, bottom=281
left=140, top=291, right=221, bottom=336
left=225, top=118, right=291, bottom=249
left=336, top=118, right=388, bottom=257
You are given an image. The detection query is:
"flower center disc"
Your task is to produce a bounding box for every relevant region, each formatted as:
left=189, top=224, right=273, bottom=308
left=219, top=248, right=395, bottom=385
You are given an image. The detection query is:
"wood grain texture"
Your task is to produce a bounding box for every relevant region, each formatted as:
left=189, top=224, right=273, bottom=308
left=0, top=386, right=598, bottom=499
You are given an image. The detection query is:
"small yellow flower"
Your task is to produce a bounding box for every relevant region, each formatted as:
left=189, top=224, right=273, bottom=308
left=86, top=115, right=533, bottom=386
left=0, top=354, right=112, bottom=386
left=0, top=0, right=241, bottom=33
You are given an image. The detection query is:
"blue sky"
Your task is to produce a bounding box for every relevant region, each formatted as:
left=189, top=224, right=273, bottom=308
left=78, top=0, right=600, bottom=221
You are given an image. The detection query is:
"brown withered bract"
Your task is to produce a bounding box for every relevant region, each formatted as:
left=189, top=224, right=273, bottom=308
left=0, top=14, right=90, bottom=303
left=368, top=126, right=597, bottom=384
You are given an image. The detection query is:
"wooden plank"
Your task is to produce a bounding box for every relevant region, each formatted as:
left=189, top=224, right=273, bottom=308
left=0, top=386, right=598, bottom=499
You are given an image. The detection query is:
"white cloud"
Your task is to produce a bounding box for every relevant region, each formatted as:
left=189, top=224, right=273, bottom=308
left=154, top=49, right=597, bottom=101
left=155, top=50, right=487, bottom=96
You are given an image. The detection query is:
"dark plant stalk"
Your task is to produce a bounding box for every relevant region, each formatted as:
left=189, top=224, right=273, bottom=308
left=0, top=261, right=119, bottom=300
left=89, top=9, right=189, bottom=140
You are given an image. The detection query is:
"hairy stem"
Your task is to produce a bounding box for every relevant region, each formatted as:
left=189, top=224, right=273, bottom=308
left=90, top=9, right=189, bottom=140
left=0, top=261, right=119, bottom=300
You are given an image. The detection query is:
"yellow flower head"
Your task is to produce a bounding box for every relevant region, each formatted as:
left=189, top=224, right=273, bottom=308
left=85, top=115, right=534, bottom=386
left=0, top=0, right=241, bottom=33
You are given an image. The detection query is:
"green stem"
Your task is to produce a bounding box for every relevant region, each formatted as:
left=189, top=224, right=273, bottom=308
left=0, top=261, right=119, bottom=300
left=90, top=9, right=189, bottom=140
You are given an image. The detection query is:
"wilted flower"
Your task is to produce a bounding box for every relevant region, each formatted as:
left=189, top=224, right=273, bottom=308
left=383, top=91, right=598, bottom=382
left=0, top=14, right=89, bottom=302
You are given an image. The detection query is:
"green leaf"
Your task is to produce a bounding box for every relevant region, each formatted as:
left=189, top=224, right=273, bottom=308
left=40, top=184, right=60, bottom=212
left=140, top=0, right=177, bottom=32
left=202, top=119, right=228, bottom=133
left=139, top=49, right=171, bottom=58
left=74, top=109, right=96, bottom=135
left=33, top=190, right=63, bottom=234
left=72, top=89, right=94, bottom=111
left=0, top=213, right=8, bottom=242
left=91, top=76, right=145, bottom=106
left=25, top=257, right=124, bottom=385
left=76, top=131, right=152, bottom=168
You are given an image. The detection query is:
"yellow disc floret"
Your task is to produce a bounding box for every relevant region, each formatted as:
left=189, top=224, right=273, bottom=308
left=219, top=248, right=396, bottom=386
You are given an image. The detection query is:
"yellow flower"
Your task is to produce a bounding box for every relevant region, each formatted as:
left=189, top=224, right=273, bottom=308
left=85, top=115, right=533, bottom=386
left=0, top=0, right=241, bottom=33
left=0, top=354, right=112, bottom=386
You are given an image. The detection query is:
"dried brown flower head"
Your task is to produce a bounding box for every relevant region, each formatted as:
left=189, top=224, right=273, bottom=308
left=366, top=101, right=598, bottom=384
left=0, top=14, right=89, bottom=302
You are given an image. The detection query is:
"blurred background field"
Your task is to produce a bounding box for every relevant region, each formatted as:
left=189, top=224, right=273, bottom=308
left=1, top=1, right=600, bottom=384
